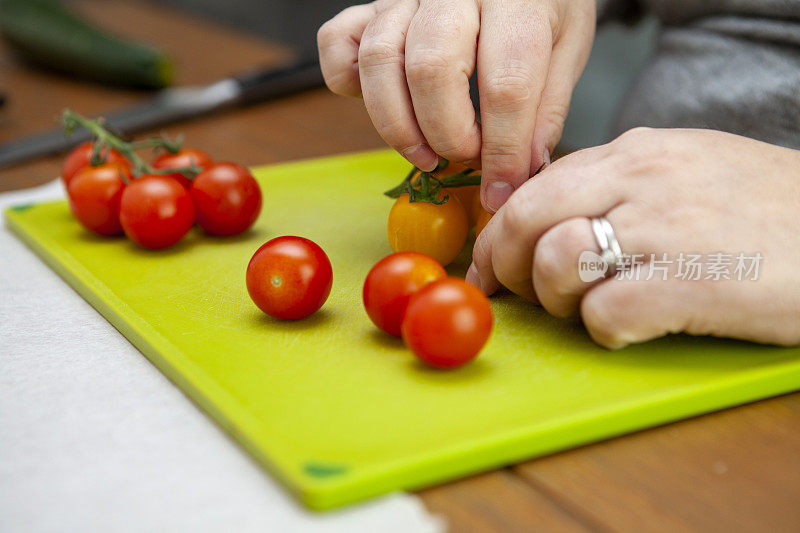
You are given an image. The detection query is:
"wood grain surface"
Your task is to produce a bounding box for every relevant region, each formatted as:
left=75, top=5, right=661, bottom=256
left=1, top=2, right=798, bottom=531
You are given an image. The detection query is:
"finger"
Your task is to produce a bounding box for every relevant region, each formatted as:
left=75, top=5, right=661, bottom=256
left=318, top=4, right=377, bottom=97
left=477, top=0, right=554, bottom=212
left=358, top=0, right=439, bottom=171
left=469, top=209, right=503, bottom=296
left=530, top=8, right=595, bottom=169
left=481, top=146, right=627, bottom=299
left=580, top=264, right=695, bottom=349
left=465, top=262, right=482, bottom=289
left=583, top=256, right=797, bottom=348
left=405, top=0, right=481, bottom=165
left=532, top=209, right=645, bottom=317
left=532, top=217, right=601, bottom=316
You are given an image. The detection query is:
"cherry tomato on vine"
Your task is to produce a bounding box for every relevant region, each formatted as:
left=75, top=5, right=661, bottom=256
left=119, top=175, right=195, bottom=249
left=401, top=277, right=493, bottom=369
left=152, top=148, right=214, bottom=189
left=363, top=252, right=447, bottom=337
left=431, top=161, right=481, bottom=227
left=67, top=162, right=130, bottom=236
left=61, top=142, right=129, bottom=188
left=475, top=207, right=493, bottom=237
left=387, top=193, right=468, bottom=267
left=246, top=236, right=333, bottom=320
left=446, top=186, right=480, bottom=228
left=190, top=162, right=262, bottom=236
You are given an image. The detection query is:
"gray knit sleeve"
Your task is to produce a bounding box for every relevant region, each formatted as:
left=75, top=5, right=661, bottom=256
left=611, top=17, right=800, bottom=150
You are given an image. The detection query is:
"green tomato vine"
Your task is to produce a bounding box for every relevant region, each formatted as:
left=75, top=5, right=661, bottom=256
left=384, top=159, right=546, bottom=204
left=383, top=160, right=480, bottom=204
left=61, top=109, right=200, bottom=181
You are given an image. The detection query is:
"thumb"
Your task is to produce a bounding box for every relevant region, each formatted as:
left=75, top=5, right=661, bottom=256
left=531, top=5, right=595, bottom=171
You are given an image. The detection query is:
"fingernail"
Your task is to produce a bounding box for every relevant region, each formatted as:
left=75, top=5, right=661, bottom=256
left=402, top=144, right=438, bottom=172
left=543, top=148, right=551, bottom=166
left=465, top=263, right=482, bottom=291
left=484, top=181, right=514, bottom=212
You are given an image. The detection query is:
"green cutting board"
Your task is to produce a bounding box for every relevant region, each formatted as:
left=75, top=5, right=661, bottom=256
left=6, top=149, right=800, bottom=510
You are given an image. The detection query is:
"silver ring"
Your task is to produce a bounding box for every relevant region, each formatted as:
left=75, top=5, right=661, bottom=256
left=590, top=217, right=623, bottom=273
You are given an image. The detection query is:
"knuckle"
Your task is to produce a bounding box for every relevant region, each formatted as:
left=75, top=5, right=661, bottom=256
left=613, top=127, right=655, bottom=154
left=481, top=142, right=526, bottom=182
left=359, top=38, right=402, bottom=69
left=534, top=221, right=584, bottom=286
left=481, top=136, right=521, bottom=159
left=431, top=131, right=480, bottom=163
left=533, top=239, right=565, bottom=290
left=537, top=100, right=570, bottom=139
left=316, top=20, right=339, bottom=49
left=405, top=50, right=455, bottom=86
left=413, top=21, right=467, bottom=53
left=525, top=171, right=580, bottom=208
left=482, top=67, right=535, bottom=112
left=613, top=127, right=678, bottom=176
left=415, top=11, right=469, bottom=43
left=550, top=144, right=604, bottom=170
left=617, top=126, right=654, bottom=143
left=500, top=195, right=533, bottom=235
left=368, top=111, right=413, bottom=146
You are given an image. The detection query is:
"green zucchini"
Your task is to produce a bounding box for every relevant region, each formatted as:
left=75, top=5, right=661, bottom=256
left=0, top=0, right=172, bottom=89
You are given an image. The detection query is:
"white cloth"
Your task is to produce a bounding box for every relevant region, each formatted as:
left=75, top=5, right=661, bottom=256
left=0, top=180, right=442, bottom=533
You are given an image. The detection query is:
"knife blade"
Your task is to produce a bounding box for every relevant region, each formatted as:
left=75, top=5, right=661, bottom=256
left=0, top=56, right=324, bottom=169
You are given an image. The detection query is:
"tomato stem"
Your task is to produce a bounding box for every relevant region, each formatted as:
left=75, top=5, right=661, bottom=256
left=383, top=159, right=547, bottom=204
left=384, top=166, right=418, bottom=199
left=384, top=159, right=477, bottom=204
left=128, top=132, right=184, bottom=154
left=62, top=109, right=199, bottom=180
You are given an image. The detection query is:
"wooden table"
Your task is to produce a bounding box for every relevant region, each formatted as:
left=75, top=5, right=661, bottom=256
left=2, top=2, right=798, bottom=530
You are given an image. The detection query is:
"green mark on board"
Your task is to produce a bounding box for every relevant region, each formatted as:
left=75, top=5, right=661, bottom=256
left=304, top=462, right=348, bottom=478
left=9, top=203, right=35, bottom=213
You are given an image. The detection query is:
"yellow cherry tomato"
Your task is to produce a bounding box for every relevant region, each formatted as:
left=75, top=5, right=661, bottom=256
left=387, top=193, right=469, bottom=266
left=446, top=185, right=480, bottom=227
left=475, top=207, right=493, bottom=237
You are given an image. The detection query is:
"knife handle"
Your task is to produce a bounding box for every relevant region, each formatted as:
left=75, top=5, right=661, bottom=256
left=233, top=57, right=325, bottom=106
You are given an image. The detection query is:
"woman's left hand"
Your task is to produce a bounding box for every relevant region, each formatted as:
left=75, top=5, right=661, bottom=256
left=467, top=127, right=800, bottom=348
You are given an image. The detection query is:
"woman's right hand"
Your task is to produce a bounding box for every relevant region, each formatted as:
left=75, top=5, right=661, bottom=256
left=318, top=0, right=596, bottom=212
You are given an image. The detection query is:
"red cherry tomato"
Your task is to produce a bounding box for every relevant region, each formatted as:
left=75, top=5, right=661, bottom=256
left=363, top=252, right=447, bottom=337
left=66, top=163, right=130, bottom=236
left=402, top=277, right=493, bottom=368
left=190, top=162, right=262, bottom=236
left=152, top=148, right=214, bottom=189
left=61, top=142, right=129, bottom=188
left=119, top=175, right=195, bottom=249
left=246, top=236, right=333, bottom=320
